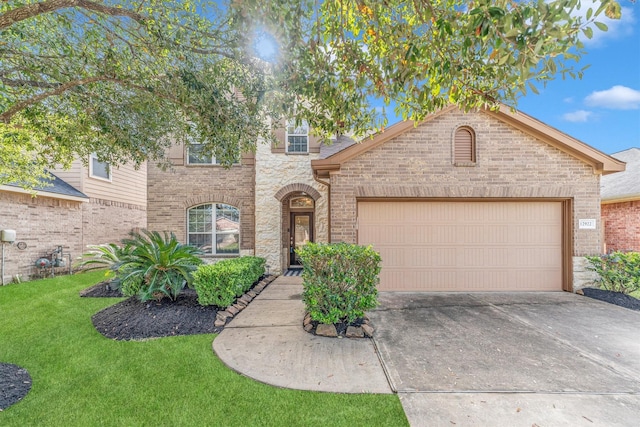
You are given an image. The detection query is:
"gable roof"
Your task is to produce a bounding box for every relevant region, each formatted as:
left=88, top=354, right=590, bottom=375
left=311, top=105, right=625, bottom=177
left=1, top=172, right=88, bottom=202
left=601, top=148, right=640, bottom=203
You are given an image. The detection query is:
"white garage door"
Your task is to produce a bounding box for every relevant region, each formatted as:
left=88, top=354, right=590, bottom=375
left=358, top=201, right=563, bottom=292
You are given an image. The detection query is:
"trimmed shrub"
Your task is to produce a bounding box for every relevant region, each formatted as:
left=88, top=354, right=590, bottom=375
left=296, top=243, right=381, bottom=324
left=586, top=251, right=640, bottom=294
left=193, top=256, right=266, bottom=307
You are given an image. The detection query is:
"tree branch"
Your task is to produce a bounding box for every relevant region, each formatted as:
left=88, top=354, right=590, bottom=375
left=1, top=76, right=110, bottom=123
left=0, top=0, right=146, bottom=30
left=0, top=74, right=201, bottom=124
left=1, top=77, right=61, bottom=89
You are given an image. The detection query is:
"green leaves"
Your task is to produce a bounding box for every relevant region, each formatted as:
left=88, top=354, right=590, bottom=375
left=0, top=0, right=624, bottom=185
left=586, top=252, right=640, bottom=294
left=192, top=257, right=266, bottom=307
left=297, top=243, right=381, bottom=324
left=237, top=0, right=623, bottom=139
left=118, top=229, right=203, bottom=301
left=1, top=1, right=281, bottom=187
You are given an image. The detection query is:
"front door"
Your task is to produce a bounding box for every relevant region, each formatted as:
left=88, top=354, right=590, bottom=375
left=290, top=212, right=313, bottom=266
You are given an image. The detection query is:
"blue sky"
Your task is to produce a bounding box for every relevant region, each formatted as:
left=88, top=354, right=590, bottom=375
left=253, top=2, right=638, bottom=155
left=516, top=1, right=640, bottom=156
left=378, top=1, right=639, bottom=156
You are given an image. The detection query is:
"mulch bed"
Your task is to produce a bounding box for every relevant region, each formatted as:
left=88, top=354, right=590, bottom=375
left=79, top=280, right=123, bottom=298
left=88, top=275, right=276, bottom=341
left=0, top=363, right=32, bottom=411
left=581, top=288, right=640, bottom=311
left=91, top=288, right=223, bottom=340
left=305, top=317, right=372, bottom=337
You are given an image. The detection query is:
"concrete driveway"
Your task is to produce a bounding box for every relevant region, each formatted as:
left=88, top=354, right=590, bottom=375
left=368, top=292, right=640, bottom=426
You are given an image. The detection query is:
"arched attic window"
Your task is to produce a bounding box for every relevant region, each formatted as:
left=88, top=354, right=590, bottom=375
left=454, top=126, right=476, bottom=164
left=187, top=203, right=239, bottom=254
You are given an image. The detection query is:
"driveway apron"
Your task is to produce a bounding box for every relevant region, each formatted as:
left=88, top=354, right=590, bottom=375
left=369, top=292, right=640, bottom=426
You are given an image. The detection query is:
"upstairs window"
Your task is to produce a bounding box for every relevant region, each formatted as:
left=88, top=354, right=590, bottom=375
left=286, top=120, right=309, bottom=153
left=89, top=153, right=111, bottom=181
left=187, top=203, right=240, bottom=255
left=454, top=127, right=476, bottom=164
left=187, top=144, right=239, bottom=165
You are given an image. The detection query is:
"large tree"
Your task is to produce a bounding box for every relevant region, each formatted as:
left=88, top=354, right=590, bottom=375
left=232, top=0, right=625, bottom=136
left=1, top=0, right=285, bottom=188
left=0, top=0, right=624, bottom=189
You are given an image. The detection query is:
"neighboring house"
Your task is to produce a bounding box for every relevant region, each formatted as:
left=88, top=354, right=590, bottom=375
left=601, top=147, right=640, bottom=252
left=0, top=157, right=146, bottom=283
left=148, top=105, right=624, bottom=293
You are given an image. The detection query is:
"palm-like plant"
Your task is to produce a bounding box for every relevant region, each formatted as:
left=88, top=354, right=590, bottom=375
left=76, top=243, right=133, bottom=290
left=117, top=230, right=203, bottom=301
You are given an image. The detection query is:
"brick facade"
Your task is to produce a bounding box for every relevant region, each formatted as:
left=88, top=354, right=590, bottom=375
left=146, top=156, right=256, bottom=256
left=602, top=201, right=640, bottom=252
left=327, top=109, right=602, bottom=289
left=0, top=192, right=146, bottom=282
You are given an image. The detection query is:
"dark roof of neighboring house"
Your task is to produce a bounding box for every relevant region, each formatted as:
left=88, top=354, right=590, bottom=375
left=601, top=148, right=640, bottom=203
left=4, top=172, right=88, bottom=200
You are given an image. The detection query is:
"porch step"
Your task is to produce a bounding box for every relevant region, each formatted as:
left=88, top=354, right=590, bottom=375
left=283, top=269, right=302, bottom=277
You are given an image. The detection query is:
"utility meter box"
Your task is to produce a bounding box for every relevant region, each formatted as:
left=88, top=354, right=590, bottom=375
left=1, top=229, right=16, bottom=243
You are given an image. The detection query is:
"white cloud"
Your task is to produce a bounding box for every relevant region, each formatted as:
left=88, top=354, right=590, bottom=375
left=585, top=85, right=640, bottom=110
left=573, top=1, right=636, bottom=45
left=562, top=110, right=594, bottom=122
left=563, top=97, right=574, bottom=103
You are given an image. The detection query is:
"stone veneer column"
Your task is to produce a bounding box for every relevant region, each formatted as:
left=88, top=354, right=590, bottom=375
left=254, top=139, right=328, bottom=274
left=573, top=256, right=599, bottom=291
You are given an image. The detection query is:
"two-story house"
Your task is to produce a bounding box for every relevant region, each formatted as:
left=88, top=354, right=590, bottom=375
left=0, top=156, right=146, bottom=282
left=0, top=105, right=624, bottom=290
left=148, top=105, right=624, bottom=293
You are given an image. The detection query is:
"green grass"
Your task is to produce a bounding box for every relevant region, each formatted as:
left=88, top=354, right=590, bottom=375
left=0, top=271, right=407, bottom=426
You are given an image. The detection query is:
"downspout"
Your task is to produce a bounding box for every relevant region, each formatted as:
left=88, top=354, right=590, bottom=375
left=313, top=170, right=331, bottom=243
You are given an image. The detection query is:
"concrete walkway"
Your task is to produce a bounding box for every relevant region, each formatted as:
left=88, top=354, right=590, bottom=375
left=212, top=275, right=392, bottom=394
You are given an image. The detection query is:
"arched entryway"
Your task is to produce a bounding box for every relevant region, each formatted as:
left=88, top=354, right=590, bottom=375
left=274, top=184, right=321, bottom=270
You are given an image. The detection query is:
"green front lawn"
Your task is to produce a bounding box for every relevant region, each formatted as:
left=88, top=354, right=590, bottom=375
left=0, top=271, right=407, bottom=426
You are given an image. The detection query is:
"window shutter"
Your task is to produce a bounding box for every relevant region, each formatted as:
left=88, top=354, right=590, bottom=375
left=454, top=128, right=475, bottom=163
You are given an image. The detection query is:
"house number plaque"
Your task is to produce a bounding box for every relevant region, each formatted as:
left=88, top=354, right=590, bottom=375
left=579, top=219, right=597, bottom=229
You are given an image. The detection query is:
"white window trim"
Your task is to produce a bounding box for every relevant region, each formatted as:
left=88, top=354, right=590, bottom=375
left=285, top=120, right=309, bottom=153
left=187, top=203, right=240, bottom=255
left=89, top=153, right=112, bottom=182
left=186, top=144, right=240, bottom=165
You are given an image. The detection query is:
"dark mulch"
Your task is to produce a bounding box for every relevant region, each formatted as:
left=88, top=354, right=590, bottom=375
left=79, top=280, right=123, bottom=298
left=581, top=288, right=640, bottom=311
left=0, top=363, right=32, bottom=411
left=91, top=288, right=223, bottom=340
left=307, top=317, right=368, bottom=337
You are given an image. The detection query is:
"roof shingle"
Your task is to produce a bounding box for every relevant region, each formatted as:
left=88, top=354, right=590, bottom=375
left=601, top=148, right=640, bottom=202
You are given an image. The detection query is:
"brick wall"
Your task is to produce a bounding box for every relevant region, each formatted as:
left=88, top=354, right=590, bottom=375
left=329, top=108, right=602, bottom=266
left=602, top=201, right=640, bottom=252
left=0, top=191, right=146, bottom=282
left=82, top=198, right=147, bottom=248
left=146, top=159, right=255, bottom=254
